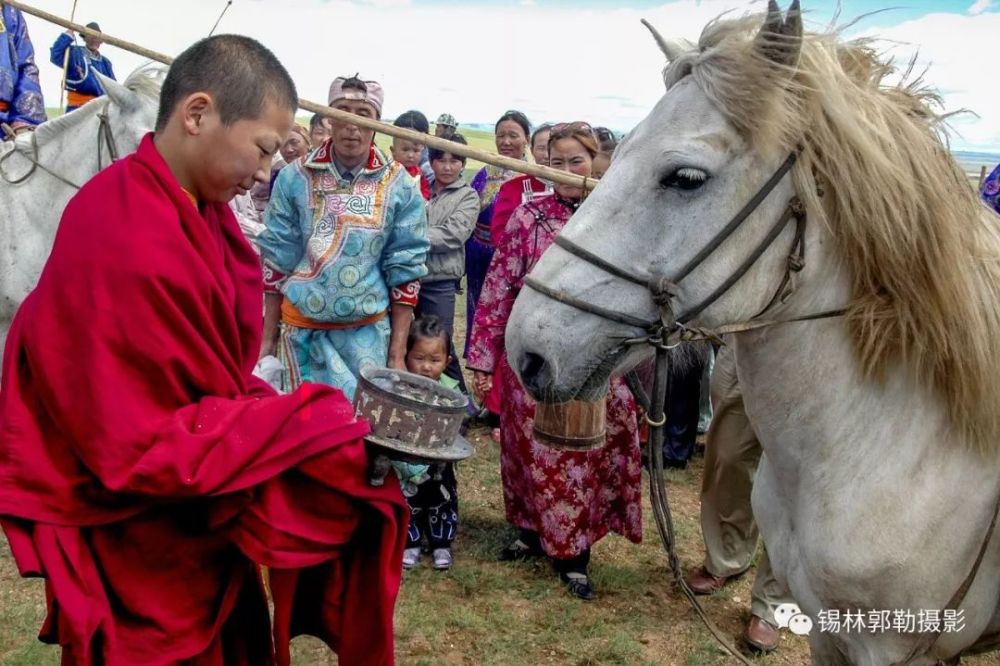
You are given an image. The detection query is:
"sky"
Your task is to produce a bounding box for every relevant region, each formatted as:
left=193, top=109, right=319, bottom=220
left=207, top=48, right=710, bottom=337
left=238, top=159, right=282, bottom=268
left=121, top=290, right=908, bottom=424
left=19, top=0, right=1000, bottom=152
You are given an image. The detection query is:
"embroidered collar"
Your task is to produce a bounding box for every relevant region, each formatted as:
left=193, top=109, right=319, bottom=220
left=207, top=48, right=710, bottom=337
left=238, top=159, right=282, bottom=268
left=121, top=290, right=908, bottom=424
left=305, top=140, right=386, bottom=173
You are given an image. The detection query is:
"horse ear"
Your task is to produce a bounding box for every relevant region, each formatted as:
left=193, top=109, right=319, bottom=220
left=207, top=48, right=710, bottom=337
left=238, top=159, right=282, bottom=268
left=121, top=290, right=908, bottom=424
left=97, top=73, right=141, bottom=112
left=640, top=19, right=694, bottom=63
left=754, top=0, right=803, bottom=68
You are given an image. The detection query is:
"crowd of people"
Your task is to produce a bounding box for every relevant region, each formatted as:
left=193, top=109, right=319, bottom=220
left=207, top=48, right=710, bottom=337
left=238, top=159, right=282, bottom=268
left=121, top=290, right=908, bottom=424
left=3, top=9, right=1000, bottom=662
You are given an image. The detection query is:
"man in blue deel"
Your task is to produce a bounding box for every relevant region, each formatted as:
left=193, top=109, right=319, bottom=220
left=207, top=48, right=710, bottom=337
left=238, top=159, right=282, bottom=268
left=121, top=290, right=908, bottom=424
left=50, top=21, right=115, bottom=112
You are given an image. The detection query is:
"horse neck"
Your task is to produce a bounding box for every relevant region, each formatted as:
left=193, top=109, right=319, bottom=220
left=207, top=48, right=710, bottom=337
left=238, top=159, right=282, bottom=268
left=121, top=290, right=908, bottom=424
left=729, top=233, right=962, bottom=485
left=34, top=106, right=108, bottom=186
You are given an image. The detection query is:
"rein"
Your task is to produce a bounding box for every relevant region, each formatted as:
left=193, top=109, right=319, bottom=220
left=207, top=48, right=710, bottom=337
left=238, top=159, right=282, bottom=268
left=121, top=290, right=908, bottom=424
left=0, top=101, right=120, bottom=189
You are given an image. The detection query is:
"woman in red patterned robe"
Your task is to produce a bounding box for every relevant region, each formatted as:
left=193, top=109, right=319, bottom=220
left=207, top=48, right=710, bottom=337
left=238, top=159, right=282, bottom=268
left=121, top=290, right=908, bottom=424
left=466, top=123, right=642, bottom=601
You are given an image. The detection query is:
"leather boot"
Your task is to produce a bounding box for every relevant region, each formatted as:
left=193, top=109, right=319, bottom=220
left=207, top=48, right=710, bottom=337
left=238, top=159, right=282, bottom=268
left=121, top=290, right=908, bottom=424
left=685, top=566, right=735, bottom=595
left=743, top=615, right=780, bottom=652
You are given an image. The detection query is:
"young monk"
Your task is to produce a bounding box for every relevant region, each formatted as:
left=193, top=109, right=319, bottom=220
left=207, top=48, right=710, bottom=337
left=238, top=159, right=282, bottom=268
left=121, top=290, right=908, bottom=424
left=0, top=35, right=407, bottom=665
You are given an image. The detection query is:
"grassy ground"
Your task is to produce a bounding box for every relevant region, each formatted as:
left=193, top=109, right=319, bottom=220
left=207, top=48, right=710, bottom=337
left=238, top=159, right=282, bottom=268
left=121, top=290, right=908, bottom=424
left=2, top=276, right=999, bottom=666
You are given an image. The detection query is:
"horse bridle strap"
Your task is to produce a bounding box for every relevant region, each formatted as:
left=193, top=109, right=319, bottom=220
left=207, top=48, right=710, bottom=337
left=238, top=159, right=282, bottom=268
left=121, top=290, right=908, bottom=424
left=0, top=101, right=120, bottom=189
left=524, top=152, right=815, bottom=340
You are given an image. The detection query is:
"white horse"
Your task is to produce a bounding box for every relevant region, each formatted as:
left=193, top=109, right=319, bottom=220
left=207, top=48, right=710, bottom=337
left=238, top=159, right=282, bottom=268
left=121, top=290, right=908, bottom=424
left=506, top=3, right=999, bottom=664
left=0, top=65, right=164, bottom=365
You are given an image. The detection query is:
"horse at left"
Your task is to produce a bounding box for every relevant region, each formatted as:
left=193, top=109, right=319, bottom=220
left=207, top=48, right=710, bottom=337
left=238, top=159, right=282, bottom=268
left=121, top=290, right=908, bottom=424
left=0, top=65, right=166, bottom=369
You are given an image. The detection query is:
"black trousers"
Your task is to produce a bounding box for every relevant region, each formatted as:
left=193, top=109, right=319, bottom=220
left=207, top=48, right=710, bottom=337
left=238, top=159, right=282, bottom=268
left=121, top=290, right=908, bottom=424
left=662, top=352, right=707, bottom=463
left=405, top=464, right=459, bottom=549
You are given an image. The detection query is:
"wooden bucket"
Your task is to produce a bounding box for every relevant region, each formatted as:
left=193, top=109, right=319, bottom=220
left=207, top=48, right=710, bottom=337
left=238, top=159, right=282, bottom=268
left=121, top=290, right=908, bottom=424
left=533, top=398, right=607, bottom=451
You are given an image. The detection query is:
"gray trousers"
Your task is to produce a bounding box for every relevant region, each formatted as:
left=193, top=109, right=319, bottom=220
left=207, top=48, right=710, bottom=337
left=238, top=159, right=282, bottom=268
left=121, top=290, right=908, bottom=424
left=415, top=279, right=467, bottom=392
left=699, top=344, right=791, bottom=624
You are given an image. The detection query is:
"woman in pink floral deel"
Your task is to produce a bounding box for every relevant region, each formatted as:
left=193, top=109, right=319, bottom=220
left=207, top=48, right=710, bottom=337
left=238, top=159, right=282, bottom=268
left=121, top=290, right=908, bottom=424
left=466, top=123, right=642, bottom=601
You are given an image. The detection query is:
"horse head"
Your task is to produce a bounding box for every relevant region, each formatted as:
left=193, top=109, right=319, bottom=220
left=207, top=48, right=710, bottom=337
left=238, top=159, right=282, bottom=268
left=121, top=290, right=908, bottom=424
left=509, top=0, right=1000, bottom=454
left=508, top=1, right=813, bottom=403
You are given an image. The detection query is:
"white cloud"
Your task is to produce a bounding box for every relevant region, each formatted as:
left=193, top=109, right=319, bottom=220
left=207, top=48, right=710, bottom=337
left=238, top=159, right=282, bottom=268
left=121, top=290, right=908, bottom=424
left=967, top=0, right=993, bottom=15
left=861, top=11, right=1000, bottom=150
left=17, top=0, right=1000, bottom=152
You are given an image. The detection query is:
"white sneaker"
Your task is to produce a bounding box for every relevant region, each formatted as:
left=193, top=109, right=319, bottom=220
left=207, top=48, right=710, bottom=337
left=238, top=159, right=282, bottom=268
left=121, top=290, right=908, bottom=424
left=432, top=548, right=453, bottom=570
left=402, top=547, right=421, bottom=570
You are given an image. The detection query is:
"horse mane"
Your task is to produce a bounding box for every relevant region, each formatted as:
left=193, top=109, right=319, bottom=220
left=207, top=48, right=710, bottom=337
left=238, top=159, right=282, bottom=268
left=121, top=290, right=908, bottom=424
left=18, top=63, right=167, bottom=149
left=665, top=14, right=1000, bottom=455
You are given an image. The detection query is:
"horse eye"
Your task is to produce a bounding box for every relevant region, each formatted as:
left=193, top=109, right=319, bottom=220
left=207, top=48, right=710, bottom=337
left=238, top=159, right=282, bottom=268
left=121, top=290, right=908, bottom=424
left=660, top=167, right=709, bottom=191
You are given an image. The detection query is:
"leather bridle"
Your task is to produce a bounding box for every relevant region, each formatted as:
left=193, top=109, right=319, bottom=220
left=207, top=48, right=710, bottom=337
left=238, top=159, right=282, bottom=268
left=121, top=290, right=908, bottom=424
left=521, top=152, right=842, bottom=665
left=522, top=152, right=845, bottom=347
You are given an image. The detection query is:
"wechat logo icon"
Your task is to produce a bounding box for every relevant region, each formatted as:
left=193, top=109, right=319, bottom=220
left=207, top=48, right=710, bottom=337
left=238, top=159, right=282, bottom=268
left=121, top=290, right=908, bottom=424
left=775, top=602, right=814, bottom=636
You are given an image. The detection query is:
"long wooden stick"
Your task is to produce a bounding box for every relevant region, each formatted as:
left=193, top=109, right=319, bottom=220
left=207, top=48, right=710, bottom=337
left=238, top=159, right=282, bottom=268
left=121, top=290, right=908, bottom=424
left=57, top=0, right=79, bottom=111
left=9, top=0, right=598, bottom=190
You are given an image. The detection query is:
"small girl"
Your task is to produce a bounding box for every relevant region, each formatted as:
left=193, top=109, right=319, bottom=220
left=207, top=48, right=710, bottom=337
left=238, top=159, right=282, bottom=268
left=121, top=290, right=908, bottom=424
left=397, top=315, right=460, bottom=570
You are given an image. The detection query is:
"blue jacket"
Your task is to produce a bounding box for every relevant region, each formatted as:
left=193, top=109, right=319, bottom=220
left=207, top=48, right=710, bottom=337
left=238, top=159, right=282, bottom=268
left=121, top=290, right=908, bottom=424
left=50, top=33, right=115, bottom=98
left=0, top=6, right=46, bottom=126
left=258, top=143, right=429, bottom=324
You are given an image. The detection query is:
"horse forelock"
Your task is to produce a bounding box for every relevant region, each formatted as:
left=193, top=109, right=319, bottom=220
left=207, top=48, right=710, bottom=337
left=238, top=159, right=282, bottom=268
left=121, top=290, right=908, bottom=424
left=667, top=11, right=1000, bottom=455
left=123, top=63, right=167, bottom=100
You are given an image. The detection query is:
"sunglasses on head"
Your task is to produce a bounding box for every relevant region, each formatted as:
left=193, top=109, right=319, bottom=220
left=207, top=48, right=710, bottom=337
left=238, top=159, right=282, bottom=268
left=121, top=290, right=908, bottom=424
left=551, top=121, right=593, bottom=133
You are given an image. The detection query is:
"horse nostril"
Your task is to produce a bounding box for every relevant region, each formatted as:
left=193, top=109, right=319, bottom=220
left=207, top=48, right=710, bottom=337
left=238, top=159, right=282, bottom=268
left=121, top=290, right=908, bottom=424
left=519, top=352, right=552, bottom=396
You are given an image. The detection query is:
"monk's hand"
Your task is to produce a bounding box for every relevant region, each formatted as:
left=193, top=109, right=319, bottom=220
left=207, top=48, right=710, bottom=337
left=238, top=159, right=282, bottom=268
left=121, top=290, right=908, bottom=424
left=472, top=371, right=492, bottom=401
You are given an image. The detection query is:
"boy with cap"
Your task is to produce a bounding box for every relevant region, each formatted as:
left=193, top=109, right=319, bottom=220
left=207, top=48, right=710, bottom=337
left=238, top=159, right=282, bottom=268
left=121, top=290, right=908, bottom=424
left=50, top=21, right=116, bottom=112
left=0, top=36, right=407, bottom=665
left=435, top=112, right=458, bottom=137
left=259, top=74, right=429, bottom=400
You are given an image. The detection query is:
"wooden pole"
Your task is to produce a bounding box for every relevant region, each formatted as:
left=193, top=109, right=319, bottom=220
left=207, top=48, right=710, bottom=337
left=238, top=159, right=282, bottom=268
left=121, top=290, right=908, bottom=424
left=980, top=165, right=988, bottom=189
left=57, top=0, right=79, bottom=112
left=8, top=0, right=599, bottom=190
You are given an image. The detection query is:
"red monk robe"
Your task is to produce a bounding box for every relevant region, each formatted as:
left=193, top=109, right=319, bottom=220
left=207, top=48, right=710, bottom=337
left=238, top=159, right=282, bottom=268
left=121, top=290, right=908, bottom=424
left=0, top=134, right=408, bottom=665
